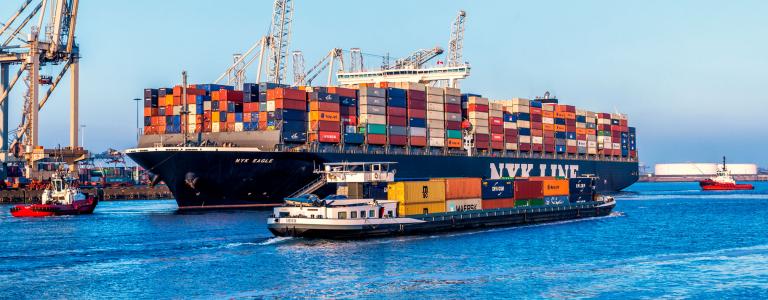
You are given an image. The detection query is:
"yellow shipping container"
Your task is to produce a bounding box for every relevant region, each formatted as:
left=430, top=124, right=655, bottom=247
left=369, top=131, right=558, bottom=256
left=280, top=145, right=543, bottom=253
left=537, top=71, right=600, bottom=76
left=387, top=181, right=446, bottom=204
left=399, top=202, right=445, bottom=216
left=541, top=179, right=570, bottom=196
left=211, top=111, right=220, bottom=122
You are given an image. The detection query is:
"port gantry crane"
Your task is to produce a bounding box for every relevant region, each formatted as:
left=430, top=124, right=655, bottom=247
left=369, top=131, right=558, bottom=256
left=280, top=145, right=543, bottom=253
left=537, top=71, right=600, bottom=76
left=0, top=0, right=83, bottom=177
left=336, top=10, right=470, bottom=88
left=214, top=0, right=294, bottom=87
left=291, top=48, right=346, bottom=87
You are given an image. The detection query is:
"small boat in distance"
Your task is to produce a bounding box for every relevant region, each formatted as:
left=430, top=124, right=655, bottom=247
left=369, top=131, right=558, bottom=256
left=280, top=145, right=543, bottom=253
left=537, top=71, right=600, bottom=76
left=10, top=173, right=99, bottom=217
left=699, top=157, right=754, bottom=191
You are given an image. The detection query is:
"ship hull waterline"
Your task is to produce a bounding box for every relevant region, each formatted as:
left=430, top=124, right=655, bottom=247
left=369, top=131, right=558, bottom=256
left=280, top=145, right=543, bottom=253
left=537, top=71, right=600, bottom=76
left=127, top=148, right=638, bottom=210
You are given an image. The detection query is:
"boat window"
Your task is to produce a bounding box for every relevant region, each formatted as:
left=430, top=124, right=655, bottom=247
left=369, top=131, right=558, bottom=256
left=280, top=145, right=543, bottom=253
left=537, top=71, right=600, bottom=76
left=279, top=212, right=290, bottom=217
left=369, top=210, right=375, bottom=218
left=387, top=210, right=393, bottom=217
left=338, top=211, right=347, bottom=219
left=360, top=210, right=366, bottom=218
left=423, top=208, right=429, bottom=214
left=351, top=211, right=357, bottom=219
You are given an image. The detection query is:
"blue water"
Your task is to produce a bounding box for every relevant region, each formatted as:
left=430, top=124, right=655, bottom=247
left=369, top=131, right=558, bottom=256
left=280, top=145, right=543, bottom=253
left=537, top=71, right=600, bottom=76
left=2, top=182, right=768, bottom=299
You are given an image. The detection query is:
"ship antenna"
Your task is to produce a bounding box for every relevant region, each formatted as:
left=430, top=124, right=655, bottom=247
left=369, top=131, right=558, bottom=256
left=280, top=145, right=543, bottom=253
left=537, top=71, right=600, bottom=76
left=722, top=156, right=727, bottom=171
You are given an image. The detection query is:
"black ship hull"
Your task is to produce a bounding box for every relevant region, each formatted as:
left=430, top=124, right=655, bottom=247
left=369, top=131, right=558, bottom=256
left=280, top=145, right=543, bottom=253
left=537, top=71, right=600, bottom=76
left=127, top=147, right=638, bottom=210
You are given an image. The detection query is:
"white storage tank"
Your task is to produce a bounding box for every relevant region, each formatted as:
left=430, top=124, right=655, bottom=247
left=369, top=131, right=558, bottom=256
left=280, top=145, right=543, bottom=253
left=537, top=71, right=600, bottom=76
left=654, top=163, right=757, bottom=176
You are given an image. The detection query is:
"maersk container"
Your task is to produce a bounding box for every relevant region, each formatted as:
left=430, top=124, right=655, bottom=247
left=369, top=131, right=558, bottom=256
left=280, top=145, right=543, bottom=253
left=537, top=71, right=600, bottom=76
left=446, top=198, right=482, bottom=212
left=481, top=179, right=514, bottom=199
left=544, top=195, right=569, bottom=205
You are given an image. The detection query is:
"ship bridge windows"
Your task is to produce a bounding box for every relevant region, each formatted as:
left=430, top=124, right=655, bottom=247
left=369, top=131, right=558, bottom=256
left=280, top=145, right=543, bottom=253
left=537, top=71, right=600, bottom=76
left=369, top=210, right=375, bottom=218
left=360, top=210, right=366, bottom=218
left=351, top=211, right=358, bottom=219
left=338, top=211, right=347, bottom=219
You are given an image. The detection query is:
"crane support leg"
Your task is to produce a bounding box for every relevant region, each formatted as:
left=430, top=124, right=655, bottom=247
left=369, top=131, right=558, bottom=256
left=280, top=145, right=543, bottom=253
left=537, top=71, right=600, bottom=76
left=29, top=50, right=39, bottom=149
left=0, top=63, right=8, bottom=158
left=70, top=59, right=79, bottom=149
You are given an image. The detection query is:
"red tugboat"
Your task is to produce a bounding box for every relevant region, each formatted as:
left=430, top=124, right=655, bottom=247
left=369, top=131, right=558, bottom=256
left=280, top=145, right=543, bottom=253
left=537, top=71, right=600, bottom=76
left=10, top=174, right=99, bottom=217
left=699, top=157, right=754, bottom=191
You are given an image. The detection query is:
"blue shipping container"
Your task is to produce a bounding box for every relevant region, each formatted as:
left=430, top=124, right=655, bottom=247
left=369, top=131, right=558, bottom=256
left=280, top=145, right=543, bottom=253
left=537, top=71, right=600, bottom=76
left=409, top=118, right=426, bottom=127
left=387, top=88, right=407, bottom=100
left=388, top=97, right=407, bottom=108
left=274, top=109, right=307, bottom=121
left=556, top=145, right=566, bottom=153
left=569, top=178, right=595, bottom=195
left=344, top=133, right=365, bottom=144
left=544, top=196, right=569, bottom=205
left=517, top=112, right=530, bottom=121
left=529, top=100, right=543, bottom=108
left=481, top=179, right=514, bottom=200
left=555, top=132, right=566, bottom=139
left=566, top=132, right=576, bottom=139
left=518, top=128, right=531, bottom=136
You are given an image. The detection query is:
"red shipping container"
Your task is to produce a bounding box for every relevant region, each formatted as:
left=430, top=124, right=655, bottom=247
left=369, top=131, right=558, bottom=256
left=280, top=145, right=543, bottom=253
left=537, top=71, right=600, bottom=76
left=531, top=114, right=543, bottom=122
left=275, top=99, right=306, bottom=110
left=388, top=116, right=407, bottom=126
left=407, top=100, right=426, bottom=110
left=267, top=88, right=306, bottom=101
left=514, top=180, right=543, bottom=200
left=408, top=109, right=426, bottom=119
left=388, top=107, right=407, bottom=117
left=444, top=103, right=461, bottom=113
left=310, top=120, right=340, bottom=131
left=220, top=89, right=244, bottom=102
left=545, top=144, right=556, bottom=153
left=567, top=146, right=578, bottom=154
left=491, top=125, right=504, bottom=134
left=544, top=137, right=555, bottom=144
left=410, top=136, right=427, bottom=147
left=519, top=143, right=532, bottom=152
left=531, top=129, right=543, bottom=136
left=599, top=124, right=610, bottom=131
left=468, top=104, right=488, bottom=112
left=310, top=101, right=340, bottom=112
left=566, top=125, right=576, bottom=132
left=482, top=198, right=515, bottom=209
left=630, top=150, right=637, bottom=157
left=491, top=133, right=504, bottom=142
left=226, top=123, right=235, bottom=132
left=407, top=90, right=426, bottom=101
left=367, top=134, right=387, bottom=145
left=620, top=119, right=628, bottom=127
left=342, top=116, right=358, bottom=126
left=531, top=122, right=543, bottom=130
left=612, top=131, right=622, bottom=139
left=577, top=134, right=587, bottom=140
left=491, top=141, right=504, bottom=150
left=327, top=87, right=357, bottom=98
left=317, top=131, right=341, bottom=143
left=532, top=143, right=543, bottom=152
left=446, top=121, right=461, bottom=130
left=340, top=106, right=357, bottom=116
left=598, top=113, right=610, bottom=118
left=490, top=117, right=503, bottom=126
left=565, top=119, right=576, bottom=126
left=544, top=131, right=555, bottom=138
left=389, top=135, right=408, bottom=145
left=530, top=107, right=542, bottom=115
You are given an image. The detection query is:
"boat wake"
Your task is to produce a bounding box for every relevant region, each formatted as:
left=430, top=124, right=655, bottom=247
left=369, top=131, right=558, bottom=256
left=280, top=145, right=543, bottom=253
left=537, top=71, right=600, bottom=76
left=258, top=236, right=294, bottom=246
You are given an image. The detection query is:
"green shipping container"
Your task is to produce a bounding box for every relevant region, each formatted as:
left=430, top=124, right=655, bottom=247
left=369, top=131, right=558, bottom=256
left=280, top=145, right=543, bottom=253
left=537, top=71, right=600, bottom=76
left=515, top=199, right=544, bottom=207
left=446, top=130, right=462, bottom=139
left=515, top=199, right=529, bottom=207
left=367, top=124, right=387, bottom=135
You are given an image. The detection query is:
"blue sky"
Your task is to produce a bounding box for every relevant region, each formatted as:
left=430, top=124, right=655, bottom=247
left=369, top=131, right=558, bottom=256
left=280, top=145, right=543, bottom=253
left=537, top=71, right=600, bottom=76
left=2, top=0, right=766, bottom=168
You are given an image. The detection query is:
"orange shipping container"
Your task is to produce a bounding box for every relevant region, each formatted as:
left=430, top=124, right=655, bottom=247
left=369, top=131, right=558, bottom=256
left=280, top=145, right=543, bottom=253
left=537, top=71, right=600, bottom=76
left=446, top=138, right=462, bottom=148
left=542, top=111, right=554, bottom=118
left=554, top=112, right=568, bottom=119
left=529, top=178, right=570, bottom=196
left=576, top=128, right=588, bottom=135
left=543, top=124, right=555, bottom=131
left=431, top=177, right=482, bottom=199
left=555, top=124, right=566, bottom=132
left=327, top=87, right=357, bottom=98
left=267, top=88, right=307, bottom=101
left=309, top=111, right=340, bottom=122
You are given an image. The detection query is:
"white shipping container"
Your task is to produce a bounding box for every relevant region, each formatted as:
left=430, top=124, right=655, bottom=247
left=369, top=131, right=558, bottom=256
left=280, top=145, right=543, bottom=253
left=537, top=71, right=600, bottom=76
left=517, top=120, right=531, bottom=128
left=586, top=117, right=596, bottom=123
left=489, top=110, right=503, bottom=118
left=576, top=109, right=586, bottom=116
left=203, top=101, right=211, bottom=110
left=444, top=95, right=461, bottom=104
left=588, top=147, right=598, bottom=154
left=577, top=140, right=588, bottom=147
left=503, top=122, right=517, bottom=129
left=398, top=82, right=426, bottom=91
left=266, top=100, right=275, bottom=112
left=543, top=117, right=554, bottom=124
left=506, top=142, right=519, bottom=150
left=587, top=141, right=597, bottom=147
left=490, top=102, right=504, bottom=111
left=586, top=112, right=597, bottom=118
left=598, top=118, right=610, bottom=125
left=212, top=122, right=220, bottom=133
left=542, top=104, right=555, bottom=112
left=446, top=198, right=482, bottom=212
left=445, top=112, right=462, bottom=122
left=235, top=122, right=244, bottom=132
left=427, top=119, right=445, bottom=128
left=427, top=103, right=444, bottom=112
left=612, top=142, right=621, bottom=149
left=359, top=87, right=386, bottom=98
left=468, top=97, right=489, bottom=105
left=427, top=111, right=445, bottom=121
left=532, top=136, right=543, bottom=144
left=172, top=106, right=181, bottom=115
left=509, top=105, right=530, bottom=113
left=602, top=142, right=612, bottom=150
left=427, top=95, right=444, bottom=104
left=576, top=122, right=586, bottom=129
left=359, top=105, right=386, bottom=115
left=429, top=137, right=445, bottom=147
left=587, top=135, right=597, bottom=142
left=474, top=126, right=489, bottom=134
left=469, top=111, right=489, bottom=120
left=359, top=96, right=386, bottom=106
left=567, top=140, right=577, bottom=146
left=187, top=125, right=196, bottom=132
left=360, top=114, right=386, bottom=125
left=426, top=86, right=443, bottom=96
left=443, top=87, right=461, bottom=96
left=429, top=128, right=445, bottom=138
left=410, top=127, right=427, bottom=137
left=519, top=135, right=531, bottom=143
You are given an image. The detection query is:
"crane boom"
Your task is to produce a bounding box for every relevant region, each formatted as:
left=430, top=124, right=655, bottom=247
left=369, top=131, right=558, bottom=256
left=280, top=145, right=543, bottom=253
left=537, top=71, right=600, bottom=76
left=266, top=0, right=294, bottom=84
left=446, top=10, right=466, bottom=67
left=393, top=47, right=444, bottom=69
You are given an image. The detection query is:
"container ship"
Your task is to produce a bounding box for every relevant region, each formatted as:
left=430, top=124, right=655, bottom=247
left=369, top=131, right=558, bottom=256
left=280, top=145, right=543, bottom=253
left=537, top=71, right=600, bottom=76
left=127, top=82, right=639, bottom=209
left=267, top=162, right=615, bottom=239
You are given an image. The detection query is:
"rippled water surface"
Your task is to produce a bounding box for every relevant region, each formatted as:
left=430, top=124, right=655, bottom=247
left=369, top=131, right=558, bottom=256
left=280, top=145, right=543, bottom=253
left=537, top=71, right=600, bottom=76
left=1, top=182, right=768, bottom=299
